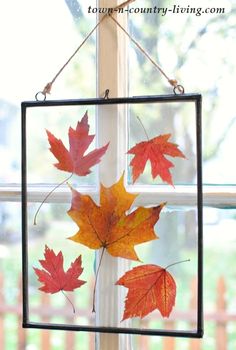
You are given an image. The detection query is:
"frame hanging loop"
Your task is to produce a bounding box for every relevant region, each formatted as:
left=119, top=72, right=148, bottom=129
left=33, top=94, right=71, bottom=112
left=104, top=89, right=110, bottom=99
left=173, top=84, right=185, bottom=95
left=169, top=79, right=185, bottom=95
left=35, top=91, right=47, bottom=101
left=35, top=82, right=53, bottom=101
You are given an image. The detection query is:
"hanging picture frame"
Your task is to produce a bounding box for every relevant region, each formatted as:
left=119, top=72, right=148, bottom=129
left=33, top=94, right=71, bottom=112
left=21, top=93, right=203, bottom=338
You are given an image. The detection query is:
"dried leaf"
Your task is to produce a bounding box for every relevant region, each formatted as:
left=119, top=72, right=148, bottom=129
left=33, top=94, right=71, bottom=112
left=68, top=174, right=165, bottom=261
left=34, top=245, right=86, bottom=294
left=116, top=264, right=176, bottom=320
left=128, top=134, right=185, bottom=185
left=46, top=111, right=109, bottom=176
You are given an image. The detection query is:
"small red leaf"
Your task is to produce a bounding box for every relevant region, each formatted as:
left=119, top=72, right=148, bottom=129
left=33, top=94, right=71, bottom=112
left=116, top=264, right=176, bottom=320
left=46, top=111, right=109, bottom=176
left=127, top=133, right=185, bottom=185
left=34, top=245, right=86, bottom=294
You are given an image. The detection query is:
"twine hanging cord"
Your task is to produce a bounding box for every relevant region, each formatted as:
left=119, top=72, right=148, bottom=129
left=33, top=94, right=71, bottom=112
left=35, top=0, right=184, bottom=101
left=108, top=14, right=184, bottom=94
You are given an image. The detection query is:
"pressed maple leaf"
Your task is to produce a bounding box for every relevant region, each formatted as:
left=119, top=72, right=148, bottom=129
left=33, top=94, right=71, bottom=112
left=116, top=264, right=176, bottom=320
left=34, top=245, right=86, bottom=294
left=127, top=133, right=185, bottom=186
left=46, top=111, right=109, bottom=176
left=68, top=174, right=165, bottom=261
left=33, top=112, right=109, bottom=225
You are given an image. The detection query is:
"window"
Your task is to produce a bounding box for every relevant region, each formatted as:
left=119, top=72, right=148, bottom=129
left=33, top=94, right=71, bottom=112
left=1, top=0, right=236, bottom=350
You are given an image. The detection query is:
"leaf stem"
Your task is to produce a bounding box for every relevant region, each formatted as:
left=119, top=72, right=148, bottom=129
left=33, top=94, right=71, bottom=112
left=33, top=173, right=73, bottom=225
left=136, top=116, right=150, bottom=141
left=165, top=259, right=190, bottom=271
left=61, top=290, right=76, bottom=314
left=92, top=247, right=106, bottom=313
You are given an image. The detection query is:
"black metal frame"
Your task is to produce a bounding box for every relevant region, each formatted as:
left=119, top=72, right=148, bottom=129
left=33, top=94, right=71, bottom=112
left=21, top=93, right=203, bottom=338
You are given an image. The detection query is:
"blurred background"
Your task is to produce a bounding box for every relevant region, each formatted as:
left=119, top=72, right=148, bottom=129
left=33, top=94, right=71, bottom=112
left=0, top=0, right=236, bottom=349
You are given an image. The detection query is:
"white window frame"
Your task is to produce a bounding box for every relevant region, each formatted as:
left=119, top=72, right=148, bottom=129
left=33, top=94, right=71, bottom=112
left=96, top=1, right=132, bottom=348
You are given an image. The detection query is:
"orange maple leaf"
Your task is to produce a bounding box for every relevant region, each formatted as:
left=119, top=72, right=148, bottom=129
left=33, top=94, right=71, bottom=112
left=68, top=175, right=165, bottom=261
left=127, top=134, right=186, bottom=185
left=116, top=264, right=176, bottom=320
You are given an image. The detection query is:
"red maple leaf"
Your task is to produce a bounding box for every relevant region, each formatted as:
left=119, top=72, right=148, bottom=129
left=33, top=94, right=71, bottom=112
left=34, top=245, right=86, bottom=294
left=46, top=111, right=109, bottom=176
left=127, top=134, right=185, bottom=186
left=116, top=264, right=176, bottom=320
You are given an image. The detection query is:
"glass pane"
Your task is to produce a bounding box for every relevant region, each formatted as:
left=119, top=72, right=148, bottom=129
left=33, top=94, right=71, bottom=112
left=23, top=98, right=202, bottom=336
